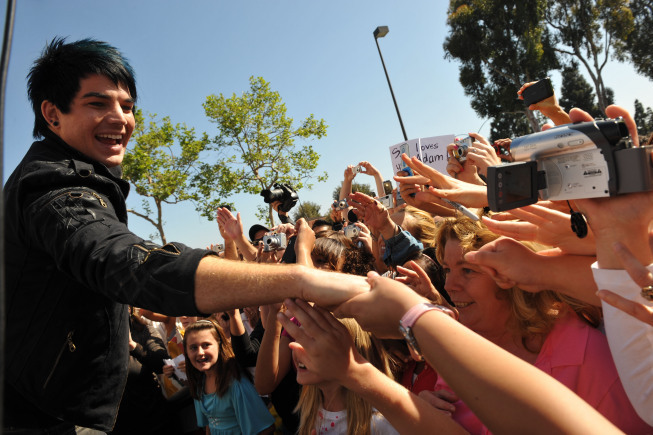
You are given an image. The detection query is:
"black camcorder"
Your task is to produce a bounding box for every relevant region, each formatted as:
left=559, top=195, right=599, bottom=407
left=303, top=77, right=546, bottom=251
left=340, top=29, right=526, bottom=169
left=487, top=119, right=653, bottom=212
left=260, top=183, right=298, bottom=212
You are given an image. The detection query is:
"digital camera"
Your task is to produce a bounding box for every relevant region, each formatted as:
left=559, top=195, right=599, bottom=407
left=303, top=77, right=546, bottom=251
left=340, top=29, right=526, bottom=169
left=343, top=224, right=360, bottom=239
left=487, top=119, right=653, bottom=212
left=260, top=183, right=298, bottom=212
left=353, top=165, right=363, bottom=174
left=452, top=136, right=473, bottom=162
left=378, top=194, right=393, bottom=209
left=262, top=232, right=287, bottom=252
left=333, top=198, right=349, bottom=210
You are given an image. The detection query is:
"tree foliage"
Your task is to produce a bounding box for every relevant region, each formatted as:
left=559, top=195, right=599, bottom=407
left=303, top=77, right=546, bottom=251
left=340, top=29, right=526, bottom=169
left=122, top=109, right=211, bottom=244
left=614, top=0, right=653, bottom=81
left=331, top=182, right=376, bottom=201
left=443, top=0, right=559, bottom=136
left=292, top=201, right=324, bottom=221
left=559, top=61, right=600, bottom=116
left=634, top=99, right=653, bottom=140
left=544, top=0, right=634, bottom=113
left=200, top=76, right=328, bottom=226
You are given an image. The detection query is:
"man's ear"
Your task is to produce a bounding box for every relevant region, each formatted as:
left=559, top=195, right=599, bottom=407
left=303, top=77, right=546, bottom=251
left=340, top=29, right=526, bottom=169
left=41, top=100, right=60, bottom=127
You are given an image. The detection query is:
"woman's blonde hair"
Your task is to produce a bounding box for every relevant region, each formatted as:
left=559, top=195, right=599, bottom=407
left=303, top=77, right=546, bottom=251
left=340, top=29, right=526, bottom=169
left=393, top=206, right=437, bottom=248
left=295, top=318, right=392, bottom=435
left=434, top=217, right=600, bottom=352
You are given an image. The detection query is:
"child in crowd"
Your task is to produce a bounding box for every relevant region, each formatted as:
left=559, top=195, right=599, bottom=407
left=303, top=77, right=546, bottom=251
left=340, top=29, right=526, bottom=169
left=184, top=319, right=274, bottom=435
left=293, top=317, right=398, bottom=435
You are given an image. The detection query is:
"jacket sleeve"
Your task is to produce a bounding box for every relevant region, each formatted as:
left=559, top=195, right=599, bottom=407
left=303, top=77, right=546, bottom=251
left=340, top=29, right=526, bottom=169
left=25, top=186, right=212, bottom=316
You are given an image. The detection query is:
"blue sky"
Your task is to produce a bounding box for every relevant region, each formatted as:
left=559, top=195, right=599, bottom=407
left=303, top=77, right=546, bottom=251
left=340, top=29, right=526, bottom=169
left=3, top=1, right=652, bottom=248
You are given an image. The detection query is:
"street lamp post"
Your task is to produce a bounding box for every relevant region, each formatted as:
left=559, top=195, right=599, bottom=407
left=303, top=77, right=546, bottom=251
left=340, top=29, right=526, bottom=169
left=373, top=26, right=408, bottom=141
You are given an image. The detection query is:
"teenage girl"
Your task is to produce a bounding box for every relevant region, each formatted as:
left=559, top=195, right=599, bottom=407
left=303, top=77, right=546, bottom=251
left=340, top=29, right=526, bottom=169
left=184, top=319, right=275, bottom=435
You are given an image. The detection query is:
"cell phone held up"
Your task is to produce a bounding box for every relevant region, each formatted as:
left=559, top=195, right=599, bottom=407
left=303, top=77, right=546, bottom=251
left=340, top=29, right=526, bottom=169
left=521, top=77, right=554, bottom=107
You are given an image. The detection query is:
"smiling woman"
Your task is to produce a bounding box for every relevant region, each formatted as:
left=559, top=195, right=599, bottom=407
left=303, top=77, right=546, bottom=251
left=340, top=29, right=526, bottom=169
left=431, top=217, right=649, bottom=434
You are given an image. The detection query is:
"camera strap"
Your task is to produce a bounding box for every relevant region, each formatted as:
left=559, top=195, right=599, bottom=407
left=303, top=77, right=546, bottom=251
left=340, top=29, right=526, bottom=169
left=567, top=201, right=588, bottom=239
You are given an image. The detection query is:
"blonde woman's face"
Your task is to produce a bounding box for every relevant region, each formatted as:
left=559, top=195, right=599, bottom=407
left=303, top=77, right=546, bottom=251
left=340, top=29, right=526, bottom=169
left=442, top=240, right=511, bottom=337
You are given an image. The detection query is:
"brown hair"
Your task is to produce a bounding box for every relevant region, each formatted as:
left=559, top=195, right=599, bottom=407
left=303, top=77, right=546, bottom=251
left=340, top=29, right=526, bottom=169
left=183, top=319, right=250, bottom=398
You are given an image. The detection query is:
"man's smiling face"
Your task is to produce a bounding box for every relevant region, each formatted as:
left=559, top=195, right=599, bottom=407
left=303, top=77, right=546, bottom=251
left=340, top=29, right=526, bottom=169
left=47, top=74, right=135, bottom=167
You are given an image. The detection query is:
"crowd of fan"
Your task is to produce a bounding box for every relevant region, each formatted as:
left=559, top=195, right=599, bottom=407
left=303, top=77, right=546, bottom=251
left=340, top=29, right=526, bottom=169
left=120, top=86, right=653, bottom=434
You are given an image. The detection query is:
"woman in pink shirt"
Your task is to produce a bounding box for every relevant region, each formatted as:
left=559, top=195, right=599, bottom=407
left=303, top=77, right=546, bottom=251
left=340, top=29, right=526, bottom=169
left=427, top=217, right=650, bottom=434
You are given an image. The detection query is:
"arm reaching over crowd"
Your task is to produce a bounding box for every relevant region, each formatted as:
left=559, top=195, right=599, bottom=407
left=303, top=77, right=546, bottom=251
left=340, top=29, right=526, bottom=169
left=397, top=154, right=489, bottom=208
left=483, top=202, right=596, bottom=256
left=464, top=236, right=600, bottom=305
left=332, top=274, right=621, bottom=434
left=518, top=81, right=571, bottom=126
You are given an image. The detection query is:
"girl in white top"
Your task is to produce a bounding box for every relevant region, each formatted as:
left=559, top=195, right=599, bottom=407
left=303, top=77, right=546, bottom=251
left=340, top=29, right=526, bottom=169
left=292, top=316, right=398, bottom=435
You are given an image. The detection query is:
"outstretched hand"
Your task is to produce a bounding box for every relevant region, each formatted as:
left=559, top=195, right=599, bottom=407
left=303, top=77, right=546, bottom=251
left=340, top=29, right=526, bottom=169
left=597, top=233, right=653, bottom=326
left=483, top=202, right=596, bottom=256
left=278, top=299, right=364, bottom=385
left=216, top=207, right=244, bottom=240
left=396, top=154, right=489, bottom=208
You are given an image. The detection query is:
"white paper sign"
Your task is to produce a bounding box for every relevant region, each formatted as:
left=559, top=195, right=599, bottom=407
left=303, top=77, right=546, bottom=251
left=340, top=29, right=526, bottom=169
left=389, top=139, right=421, bottom=176
left=163, top=354, right=188, bottom=381
left=388, top=135, right=455, bottom=176
left=417, top=134, right=455, bottom=175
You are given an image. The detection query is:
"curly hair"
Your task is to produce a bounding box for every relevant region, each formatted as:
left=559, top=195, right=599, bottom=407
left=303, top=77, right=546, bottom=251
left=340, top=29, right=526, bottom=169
left=392, top=206, right=437, bottom=248
left=434, top=217, right=600, bottom=352
left=312, top=231, right=375, bottom=276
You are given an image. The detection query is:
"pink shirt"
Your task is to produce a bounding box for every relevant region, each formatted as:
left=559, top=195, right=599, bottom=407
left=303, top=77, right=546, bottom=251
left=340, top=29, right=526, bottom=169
left=434, top=312, right=652, bottom=434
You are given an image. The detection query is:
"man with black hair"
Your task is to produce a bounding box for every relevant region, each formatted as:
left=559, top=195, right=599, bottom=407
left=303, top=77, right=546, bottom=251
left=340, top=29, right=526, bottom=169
left=4, top=37, right=367, bottom=433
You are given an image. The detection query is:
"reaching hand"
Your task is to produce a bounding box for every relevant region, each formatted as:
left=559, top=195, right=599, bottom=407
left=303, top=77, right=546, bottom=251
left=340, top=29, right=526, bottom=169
left=334, top=271, right=426, bottom=339
left=396, top=260, right=451, bottom=307
left=418, top=389, right=459, bottom=417
left=277, top=299, right=364, bottom=385
left=483, top=202, right=596, bottom=256
left=396, top=154, right=489, bottom=208
left=463, top=236, right=554, bottom=292
left=465, top=133, right=501, bottom=178
left=358, top=161, right=380, bottom=177
left=344, top=165, right=358, bottom=182
left=216, top=207, right=244, bottom=241
left=597, top=234, right=653, bottom=326
left=348, top=192, right=395, bottom=236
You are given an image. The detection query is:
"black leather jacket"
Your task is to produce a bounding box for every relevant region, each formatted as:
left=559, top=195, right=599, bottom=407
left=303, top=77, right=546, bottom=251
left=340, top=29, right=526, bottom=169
left=4, top=134, right=210, bottom=431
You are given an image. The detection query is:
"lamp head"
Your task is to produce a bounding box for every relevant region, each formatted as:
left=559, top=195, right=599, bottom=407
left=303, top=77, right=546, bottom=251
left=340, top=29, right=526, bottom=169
left=374, top=26, right=389, bottom=39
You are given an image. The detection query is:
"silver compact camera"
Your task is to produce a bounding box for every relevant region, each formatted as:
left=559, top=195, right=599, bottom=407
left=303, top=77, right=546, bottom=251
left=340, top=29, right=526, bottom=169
left=353, top=165, right=363, bottom=173
left=452, top=136, right=473, bottom=162
left=378, top=194, right=393, bottom=209
left=487, top=119, right=653, bottom=212
left=343, top=224, right=360, bottom=239
left=262, top=232, right=287, bottom=252
left=332, top=198, right=349, bottom=210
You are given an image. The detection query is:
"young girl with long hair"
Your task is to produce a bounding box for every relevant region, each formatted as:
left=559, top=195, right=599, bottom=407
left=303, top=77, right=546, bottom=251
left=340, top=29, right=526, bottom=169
left=293, top=316, right=398, bottom=435
left=183, top=319, right=274, bottom=435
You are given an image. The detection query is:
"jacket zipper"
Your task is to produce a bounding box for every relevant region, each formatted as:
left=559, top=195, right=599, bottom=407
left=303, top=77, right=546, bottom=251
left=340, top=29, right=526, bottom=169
left=90, top=192, right=107, bottom=207
left=43, top=330, right=76, bottom=390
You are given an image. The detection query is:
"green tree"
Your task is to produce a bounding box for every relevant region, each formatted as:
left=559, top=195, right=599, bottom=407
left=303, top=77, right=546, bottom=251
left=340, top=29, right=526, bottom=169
left=634, top=99, right=653, bottom=139
left=201, top=76, right=328, bottom=226
left=614, top=0, right=653, bottom=81
left=292, top=201, right=324, bottom=221
left=443, top=0, right=559, bottom=134
left=544, top=0, right=634, bottom=113
left=559, top=61, right=599, bottom=116
left=122, top=110, right=211, bottom=244
left=332, top=182, right=376, bottom=201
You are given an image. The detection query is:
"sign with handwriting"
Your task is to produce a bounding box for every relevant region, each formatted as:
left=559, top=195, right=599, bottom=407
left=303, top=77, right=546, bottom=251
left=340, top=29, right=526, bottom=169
left=389, top=134, right=455, bottom=176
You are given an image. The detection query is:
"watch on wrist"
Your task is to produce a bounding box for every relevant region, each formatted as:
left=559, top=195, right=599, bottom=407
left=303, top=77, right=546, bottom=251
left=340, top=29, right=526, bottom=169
left=399, top=302, right=457, bottom=361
